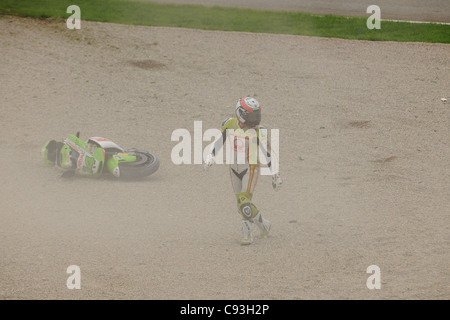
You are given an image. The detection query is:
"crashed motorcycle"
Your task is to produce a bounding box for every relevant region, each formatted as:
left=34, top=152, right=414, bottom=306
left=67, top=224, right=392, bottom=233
left=42, top=132, right=160, bottom=179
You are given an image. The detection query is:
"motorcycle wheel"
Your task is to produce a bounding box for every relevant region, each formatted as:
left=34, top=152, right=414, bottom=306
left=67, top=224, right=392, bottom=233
left=118, top=150, right=160, bottom=179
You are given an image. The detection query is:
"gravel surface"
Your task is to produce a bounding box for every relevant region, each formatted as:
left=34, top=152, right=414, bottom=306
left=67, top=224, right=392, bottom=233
left=0, top=14, right=448, bottom=299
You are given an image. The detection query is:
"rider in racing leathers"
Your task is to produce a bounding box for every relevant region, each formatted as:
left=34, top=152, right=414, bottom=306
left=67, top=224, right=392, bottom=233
left=204, top=97, right=282, bottom=245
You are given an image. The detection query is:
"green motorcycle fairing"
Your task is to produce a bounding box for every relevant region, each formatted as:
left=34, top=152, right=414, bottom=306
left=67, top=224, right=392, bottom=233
left=41, top=140, right=71, bottom=168
left=42, top=140, right=56, bottom=165
left=64, top=134, right=105, bottom=178
left=106, top=153, right=137, bottom=178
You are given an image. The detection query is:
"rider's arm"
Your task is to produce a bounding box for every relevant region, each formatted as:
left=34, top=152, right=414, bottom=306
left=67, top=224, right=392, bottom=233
left=211, top=129, right=227, bottom=157
left=258, top=137, right=277, bottom=173
left=257, top=126, right=279, bottom=174
left=211, top=117, right=232, bottom=156
left=259, top=136, right=282, bottom=190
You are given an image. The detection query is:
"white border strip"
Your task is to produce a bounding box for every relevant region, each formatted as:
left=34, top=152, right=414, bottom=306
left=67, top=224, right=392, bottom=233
left=381, top=19, right=450, bottom=25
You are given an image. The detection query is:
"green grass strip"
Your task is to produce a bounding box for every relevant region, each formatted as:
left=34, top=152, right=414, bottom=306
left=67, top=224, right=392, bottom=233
left=0, top=0, right=449, bottom=43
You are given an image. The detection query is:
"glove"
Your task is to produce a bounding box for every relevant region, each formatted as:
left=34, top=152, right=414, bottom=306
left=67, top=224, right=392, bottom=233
left=272, top=172, right=283, bottom=191
left=204, top=153, right=215, bottom=171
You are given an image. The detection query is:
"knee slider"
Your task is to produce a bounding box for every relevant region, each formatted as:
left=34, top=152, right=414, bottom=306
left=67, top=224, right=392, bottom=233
left=237, top=193, right=259, bottom=220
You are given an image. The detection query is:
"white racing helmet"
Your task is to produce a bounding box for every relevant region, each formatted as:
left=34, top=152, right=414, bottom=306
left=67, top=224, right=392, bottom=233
left=235, top=97, right=261, bottom=127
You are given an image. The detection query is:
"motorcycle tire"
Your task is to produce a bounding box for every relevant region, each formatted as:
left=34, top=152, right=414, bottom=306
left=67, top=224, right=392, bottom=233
left=117, top=150, right=160, bottom=179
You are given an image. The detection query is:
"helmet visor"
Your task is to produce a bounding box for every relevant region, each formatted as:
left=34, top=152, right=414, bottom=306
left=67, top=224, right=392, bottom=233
left=243, top=110, right=261, bottom=127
